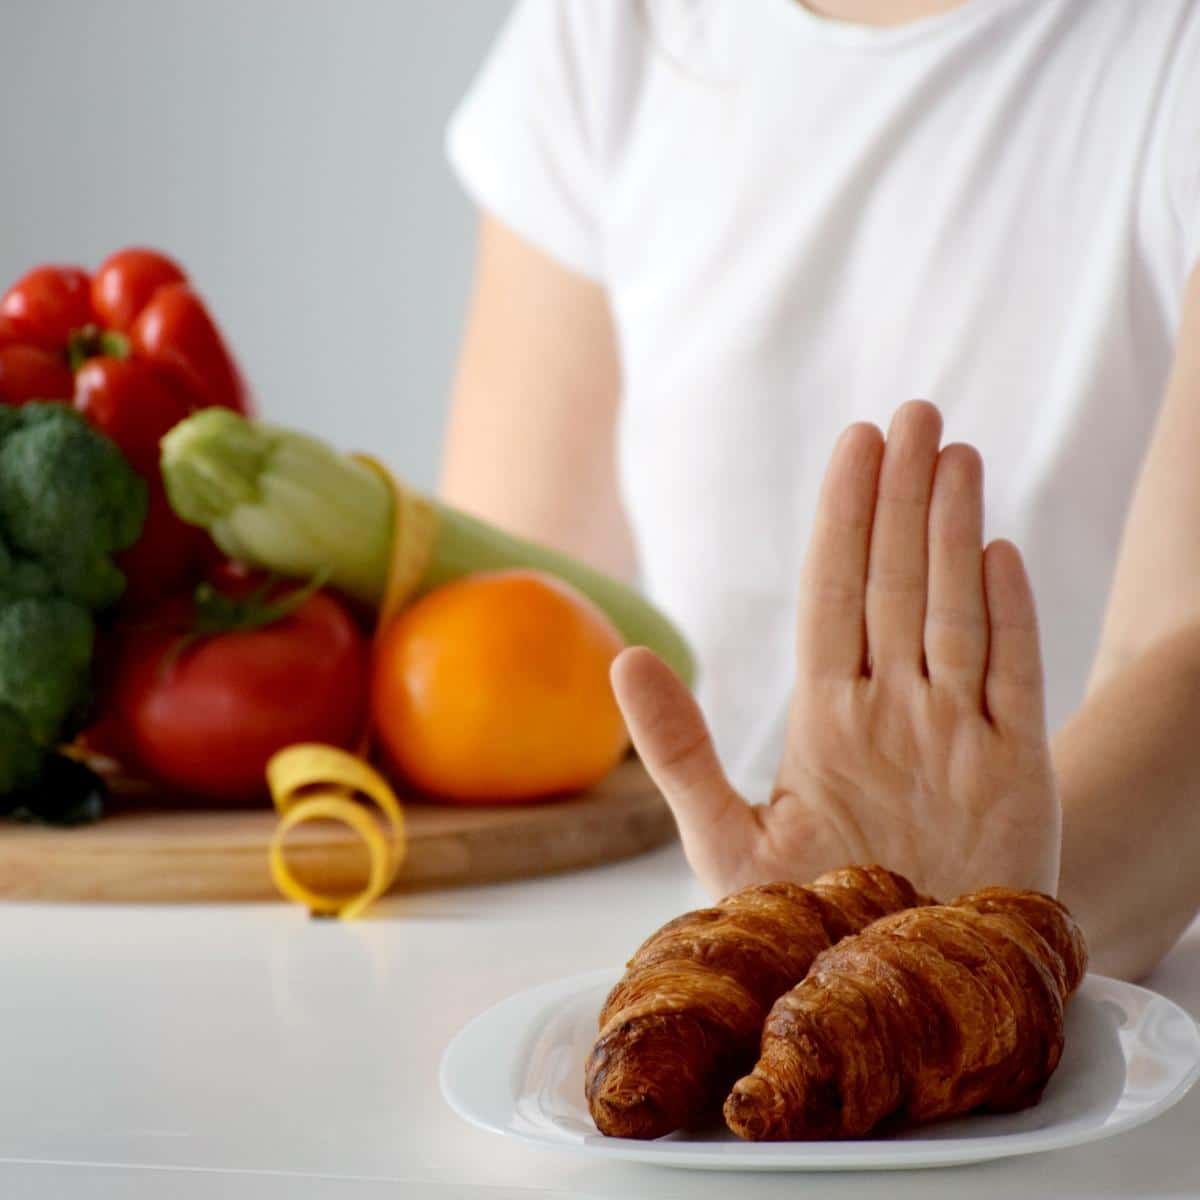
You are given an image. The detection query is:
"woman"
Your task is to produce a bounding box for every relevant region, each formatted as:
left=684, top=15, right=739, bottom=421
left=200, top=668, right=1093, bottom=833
left=440, top=0, right=1200, bottom=978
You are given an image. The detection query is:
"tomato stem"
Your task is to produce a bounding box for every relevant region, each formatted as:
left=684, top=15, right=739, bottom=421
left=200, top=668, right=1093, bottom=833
left=192, top=570, right=330, bottom=636
left=155, top=570, right=332, bottom=681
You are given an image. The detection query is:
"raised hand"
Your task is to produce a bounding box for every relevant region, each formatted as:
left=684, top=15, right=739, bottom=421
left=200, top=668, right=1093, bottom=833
left=613, top=402, right=1060, bottom=902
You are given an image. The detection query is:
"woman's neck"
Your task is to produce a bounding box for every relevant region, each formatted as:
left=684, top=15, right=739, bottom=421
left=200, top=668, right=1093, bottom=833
left=800, top=0, right=972, bottom=26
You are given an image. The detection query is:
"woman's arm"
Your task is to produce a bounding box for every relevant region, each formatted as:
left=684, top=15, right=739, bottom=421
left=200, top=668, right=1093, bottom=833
left=1056, top=264, right=1200, bottom=980
left=439, top=214, right=635, bottom=580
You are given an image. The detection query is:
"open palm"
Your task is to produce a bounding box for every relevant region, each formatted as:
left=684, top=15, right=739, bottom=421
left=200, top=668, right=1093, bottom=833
left=614, top=402, right=1060, bottom=902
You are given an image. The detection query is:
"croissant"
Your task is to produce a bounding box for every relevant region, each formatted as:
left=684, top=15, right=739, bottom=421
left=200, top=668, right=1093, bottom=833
left=585, top=865, right=928, bottom=1139
left=724, top=886, right=1088, bottom=1141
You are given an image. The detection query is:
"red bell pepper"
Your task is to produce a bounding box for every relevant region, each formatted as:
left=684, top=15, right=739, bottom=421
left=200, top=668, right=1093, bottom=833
left=0, top=247, right=252, bottom=611
left=0, top=248, right=250, bottom=421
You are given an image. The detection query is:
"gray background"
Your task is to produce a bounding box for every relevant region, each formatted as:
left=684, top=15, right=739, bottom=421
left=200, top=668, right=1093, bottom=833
left=0, top=0, right=511, bottom=490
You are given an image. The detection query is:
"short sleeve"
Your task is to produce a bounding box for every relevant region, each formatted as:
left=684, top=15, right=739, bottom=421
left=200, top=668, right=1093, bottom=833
left=446, top=1, right=615, bottom=281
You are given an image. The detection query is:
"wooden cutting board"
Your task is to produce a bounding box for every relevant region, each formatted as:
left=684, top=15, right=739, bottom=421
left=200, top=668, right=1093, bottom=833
left=0, top=759, right=675, bottom=903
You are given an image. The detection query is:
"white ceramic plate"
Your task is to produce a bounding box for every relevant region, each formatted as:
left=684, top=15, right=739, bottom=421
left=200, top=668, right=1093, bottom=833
left=439, top=967, right=1200, bottom=1171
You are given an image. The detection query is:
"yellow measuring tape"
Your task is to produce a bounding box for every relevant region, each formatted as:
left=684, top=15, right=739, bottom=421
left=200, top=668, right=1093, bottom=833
left=267, top=745, right=406, bottom=919
left=266, top=460, right=436, bottom=918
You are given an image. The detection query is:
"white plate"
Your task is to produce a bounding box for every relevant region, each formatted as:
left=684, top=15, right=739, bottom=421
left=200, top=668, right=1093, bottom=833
left=439, top=967, right=1200, bottom=1171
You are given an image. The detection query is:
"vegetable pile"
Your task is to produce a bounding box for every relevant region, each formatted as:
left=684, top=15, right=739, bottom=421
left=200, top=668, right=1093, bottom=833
left=0, top=245, right=697, bottom=916
left=153, top=407, right=693, bottom=805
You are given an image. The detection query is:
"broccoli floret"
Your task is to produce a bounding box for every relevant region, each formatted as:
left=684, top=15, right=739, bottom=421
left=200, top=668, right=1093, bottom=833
left=0, top=403, right=147, bottom=804
left=0, top=403, right=146, bottom=609
left=0, top=596, right=94, bottom=745
left=0, top=536, right=56, bottom=603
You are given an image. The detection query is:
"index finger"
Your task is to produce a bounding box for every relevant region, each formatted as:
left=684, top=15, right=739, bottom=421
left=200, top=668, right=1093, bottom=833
left=796, top=422, right=884, bottom=680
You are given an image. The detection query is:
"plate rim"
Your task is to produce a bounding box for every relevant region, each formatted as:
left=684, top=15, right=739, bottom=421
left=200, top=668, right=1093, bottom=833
left=439, top=966, right=1200, bottom=1171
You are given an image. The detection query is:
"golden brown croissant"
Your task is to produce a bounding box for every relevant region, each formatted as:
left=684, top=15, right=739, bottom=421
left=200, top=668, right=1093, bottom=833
left=724, top=887, right=1088, bottom=1141
left=585, top=865, right=929, bottom=1139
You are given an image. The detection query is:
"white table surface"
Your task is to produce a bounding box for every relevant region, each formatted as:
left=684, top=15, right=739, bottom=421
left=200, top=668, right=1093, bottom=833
left=1, top=841, right=1197, bottom=1200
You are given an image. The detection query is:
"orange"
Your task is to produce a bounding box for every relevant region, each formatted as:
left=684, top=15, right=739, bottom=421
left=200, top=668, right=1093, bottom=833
left=371, top=569, right=629, bottom=802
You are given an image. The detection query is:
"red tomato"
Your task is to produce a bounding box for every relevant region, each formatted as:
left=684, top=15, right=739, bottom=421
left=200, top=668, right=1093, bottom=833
left=0, top=265, right=94, bottom=349
left=116, top=479, right=211, bottom=614
left=112, top=586, right=370, bottom=803
left=74, top=357, right=193, bottom=474
left=0, top=344, right=74, bottom=406
left=131, top=282, right=249, bottom=413
left=91, top=247, right=187, bottom=333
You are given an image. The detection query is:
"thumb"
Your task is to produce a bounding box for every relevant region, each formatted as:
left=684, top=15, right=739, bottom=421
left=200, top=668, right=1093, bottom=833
left=611, top=646, right=753, bottom=886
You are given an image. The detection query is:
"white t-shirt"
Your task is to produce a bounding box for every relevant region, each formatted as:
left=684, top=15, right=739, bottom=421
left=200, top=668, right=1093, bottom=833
left=447, top=0, right=1200, bottom=799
